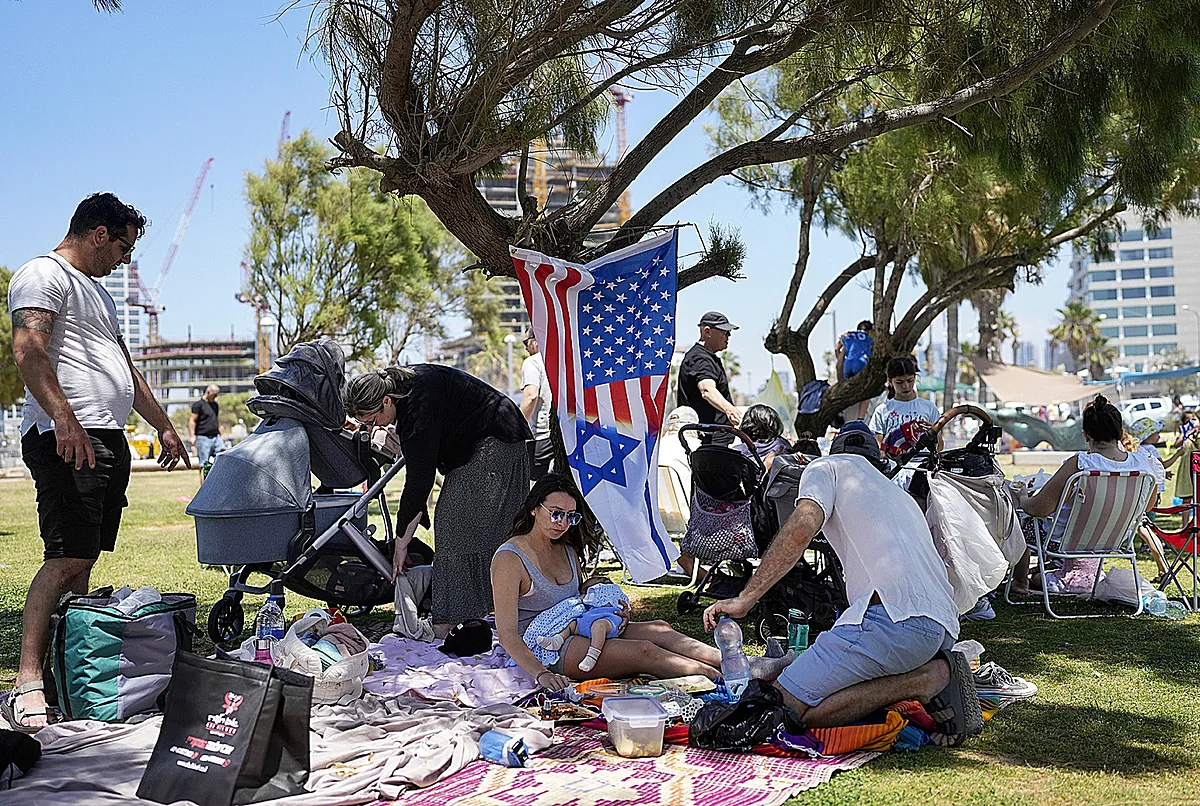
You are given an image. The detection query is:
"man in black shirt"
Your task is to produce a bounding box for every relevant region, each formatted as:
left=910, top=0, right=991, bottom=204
left=189, top=385, right=222, bottom=472
left=677, top=311, right=741, bottom=437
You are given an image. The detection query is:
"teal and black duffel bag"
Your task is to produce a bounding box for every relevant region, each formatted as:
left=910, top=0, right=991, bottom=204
left=45, top=587, right=198, bottom=722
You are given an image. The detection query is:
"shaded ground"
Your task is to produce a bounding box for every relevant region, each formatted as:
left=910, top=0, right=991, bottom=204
left=1, top=471, right=1198, bottom=806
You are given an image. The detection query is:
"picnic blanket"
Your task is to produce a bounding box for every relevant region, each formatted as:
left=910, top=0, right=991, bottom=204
left=6, top=695, right=553, bottom=806
left=388, top=725, right=878, bottom=806
left=362, top=635, right=538, bottom=706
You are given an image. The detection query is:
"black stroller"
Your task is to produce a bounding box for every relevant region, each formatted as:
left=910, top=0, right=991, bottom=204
left=188, top=339, right=414, bottom=645
left=673, top=424, right=848, bottom=640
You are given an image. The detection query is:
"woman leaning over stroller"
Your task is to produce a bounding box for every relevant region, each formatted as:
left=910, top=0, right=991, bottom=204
left=493, top=475, right=793, bottom=691
left=345, top=365, right=532, bottom=637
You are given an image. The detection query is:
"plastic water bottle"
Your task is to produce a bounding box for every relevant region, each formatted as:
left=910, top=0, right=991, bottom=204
left=787, top=609, right=809, bottom=654
left=713, top=617, right=752, bottom=700
left=255, top=589, right=286, bottom=644
left=1143, top=592, right=1188, bottom=621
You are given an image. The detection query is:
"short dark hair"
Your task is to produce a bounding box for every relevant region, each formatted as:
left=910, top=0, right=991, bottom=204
left=740, top=404, right=783, bottom=443
left=857, top=320, right=873, bottom=332
left=67, top=193, right=147, bottom=240
left=1082, top=394, right=1124, bottom=443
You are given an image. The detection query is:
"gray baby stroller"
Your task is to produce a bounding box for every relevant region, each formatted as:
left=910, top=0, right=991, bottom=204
left=188, top=339, right=410, bottom=645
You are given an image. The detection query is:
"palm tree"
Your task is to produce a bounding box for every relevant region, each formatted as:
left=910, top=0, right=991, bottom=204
left=1049, top=301, right=1102, bottom=372
left=1084, top=334, right=1118, bottom=381
left=958, top=341, right=979, bottom=384
left=997, top=310, right=1019, bottom=364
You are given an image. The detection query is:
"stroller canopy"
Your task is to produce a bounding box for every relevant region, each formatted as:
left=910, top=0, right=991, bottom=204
left=248, top=338, right=375, bottom=489
left=187, top=418, right=313, bottom=518
left=249, top=338, right=348, bottom=431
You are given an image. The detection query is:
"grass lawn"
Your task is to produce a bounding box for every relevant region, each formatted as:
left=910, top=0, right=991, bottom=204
left=2, top=470, right=1199, bottom=806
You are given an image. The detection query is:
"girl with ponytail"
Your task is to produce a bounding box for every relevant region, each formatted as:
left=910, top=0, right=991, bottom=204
left=867, top=356, right=941, bottom=444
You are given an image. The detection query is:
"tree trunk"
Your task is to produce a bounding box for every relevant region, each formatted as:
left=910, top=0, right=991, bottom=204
left=971, top=288, right=1005, bottom=361
left=944, top=303, right=959, bottom=408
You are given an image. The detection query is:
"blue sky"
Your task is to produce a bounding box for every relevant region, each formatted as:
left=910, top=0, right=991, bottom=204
left=0, top=1, right=1071, bottom=393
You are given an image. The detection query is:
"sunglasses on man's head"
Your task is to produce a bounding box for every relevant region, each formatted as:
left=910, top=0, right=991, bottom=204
left=540, top=504, right=582, bottom=526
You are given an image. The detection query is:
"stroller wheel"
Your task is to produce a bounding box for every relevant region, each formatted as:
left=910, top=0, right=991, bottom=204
left=676, top=590, right=699, bottom=615
left=753, top=611, right=788, bottom=644
left=208, top=597, right=245, bottom=645
left=338, top=604, right=374, bottom=620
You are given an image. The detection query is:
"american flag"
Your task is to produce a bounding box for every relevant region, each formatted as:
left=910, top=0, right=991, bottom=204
left=511, top=231, right=681, bottom=582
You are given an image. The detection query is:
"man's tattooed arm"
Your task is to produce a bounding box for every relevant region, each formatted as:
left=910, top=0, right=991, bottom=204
left=12, top=308, right=56, bottom=334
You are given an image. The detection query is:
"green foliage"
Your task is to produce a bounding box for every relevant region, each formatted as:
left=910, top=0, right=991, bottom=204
left=1151, top=346, right=1200, bottom=397
left=216, top=391, right=262, bottom=432
left=1050, top=301, right=1104, bottom=372
left=243, top=131, right=462, bottom=362
left=0, top=266, right=26, bottom=407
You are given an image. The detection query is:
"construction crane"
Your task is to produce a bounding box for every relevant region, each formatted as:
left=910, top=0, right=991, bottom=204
left=235, top=262, right=273, bottom=374
left=127, top=157, right=214, bottom=344
left=609, top=88, right=632, bottom=221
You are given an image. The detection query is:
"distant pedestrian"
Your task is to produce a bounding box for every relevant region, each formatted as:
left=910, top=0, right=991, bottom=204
left=190, top=384, right=223, bottom=471
left=4, top=193, right=190, bottom=733
left=520, top=329, right=554, bottom=480
left=676, top=311, right=741, bottom=442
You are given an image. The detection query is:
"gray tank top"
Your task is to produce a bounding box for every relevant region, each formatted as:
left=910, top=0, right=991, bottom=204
left=495, top=542, right=580, bottom=635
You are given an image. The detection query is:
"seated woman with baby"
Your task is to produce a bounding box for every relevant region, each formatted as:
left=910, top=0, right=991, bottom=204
left=491, top=475, right=791, bottom=692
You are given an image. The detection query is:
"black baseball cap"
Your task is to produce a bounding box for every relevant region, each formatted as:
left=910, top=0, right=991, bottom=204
left=523, top=327, right=537, bottom=342
left=699, top=311, right=739, bottom=331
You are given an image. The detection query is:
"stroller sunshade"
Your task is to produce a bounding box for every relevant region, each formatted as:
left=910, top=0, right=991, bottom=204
left=690, top=445, right=762, bottom=501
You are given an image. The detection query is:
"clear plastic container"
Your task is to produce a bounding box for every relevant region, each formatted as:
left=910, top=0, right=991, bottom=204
left=601, top=696, right=669, bottom=758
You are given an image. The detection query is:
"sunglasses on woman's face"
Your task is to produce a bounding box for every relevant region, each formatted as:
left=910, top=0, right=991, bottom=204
left=540, top=505, right=582, bottom=526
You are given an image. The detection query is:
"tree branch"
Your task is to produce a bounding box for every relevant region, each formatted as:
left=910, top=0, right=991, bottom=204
left=568, top=0, right=847, bottom=238
left=607, top=0, right=1119, bottom=248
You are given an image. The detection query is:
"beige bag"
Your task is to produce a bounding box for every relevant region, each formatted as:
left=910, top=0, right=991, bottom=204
left=273, top=615, right=370, bottom=704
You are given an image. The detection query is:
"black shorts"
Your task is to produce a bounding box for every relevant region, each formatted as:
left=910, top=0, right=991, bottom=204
left=22, top=427, right=132, bottom=561
left=530, top=437, right=555, bottom=480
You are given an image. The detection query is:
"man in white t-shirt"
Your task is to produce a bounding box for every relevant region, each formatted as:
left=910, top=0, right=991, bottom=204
left=3, top=193, right=190, bottom=732
left=703, top=422, right=982, bottom=740
left=520, top=328, right=554, bottom=480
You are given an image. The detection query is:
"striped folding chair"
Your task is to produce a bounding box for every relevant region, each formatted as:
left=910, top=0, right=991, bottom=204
left=1008, top=470, right=1155, bottom=619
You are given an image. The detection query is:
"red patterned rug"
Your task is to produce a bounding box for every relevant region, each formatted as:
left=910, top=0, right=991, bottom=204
left=377, top=726, right=877, bottom=806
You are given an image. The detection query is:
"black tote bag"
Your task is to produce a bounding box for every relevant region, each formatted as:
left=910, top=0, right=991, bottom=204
left=136, top=652, right=312, bottom=806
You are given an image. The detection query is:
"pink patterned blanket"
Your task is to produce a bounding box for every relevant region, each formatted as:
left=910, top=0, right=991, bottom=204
left=374, top=725, right=877, bottom=806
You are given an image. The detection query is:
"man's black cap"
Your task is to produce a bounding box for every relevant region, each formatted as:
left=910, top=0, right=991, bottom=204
left=698, top=311, right=739, bottom=332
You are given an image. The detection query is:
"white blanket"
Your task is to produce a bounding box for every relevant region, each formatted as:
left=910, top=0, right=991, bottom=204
left=10, top=695, right=553, bottom=806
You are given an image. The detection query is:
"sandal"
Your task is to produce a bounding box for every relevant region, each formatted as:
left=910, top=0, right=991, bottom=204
left=925, top=650, right=983, bottom=746
left=1, top=681, right=52, bottom=734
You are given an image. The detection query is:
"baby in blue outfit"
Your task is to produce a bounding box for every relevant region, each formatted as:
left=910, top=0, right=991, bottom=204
left=535, top=582, right=630, bottom=672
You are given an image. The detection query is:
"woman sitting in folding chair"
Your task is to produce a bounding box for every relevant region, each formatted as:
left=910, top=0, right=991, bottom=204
left=1011, top=395, right=1159, bottom=597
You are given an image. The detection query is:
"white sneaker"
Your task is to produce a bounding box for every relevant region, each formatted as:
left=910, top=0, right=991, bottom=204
left=973, top=661, right=1037, bottom=700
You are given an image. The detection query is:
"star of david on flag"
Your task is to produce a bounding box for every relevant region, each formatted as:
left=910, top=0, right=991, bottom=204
left=511, top=231, right=681, bottom=582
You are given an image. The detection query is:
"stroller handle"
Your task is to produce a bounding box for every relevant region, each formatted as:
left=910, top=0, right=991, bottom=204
left=885, top=404, right=998, bottom=478
left=930, top=404, right=994, bottom=433
left=677, top=423, right=768, bottom=478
